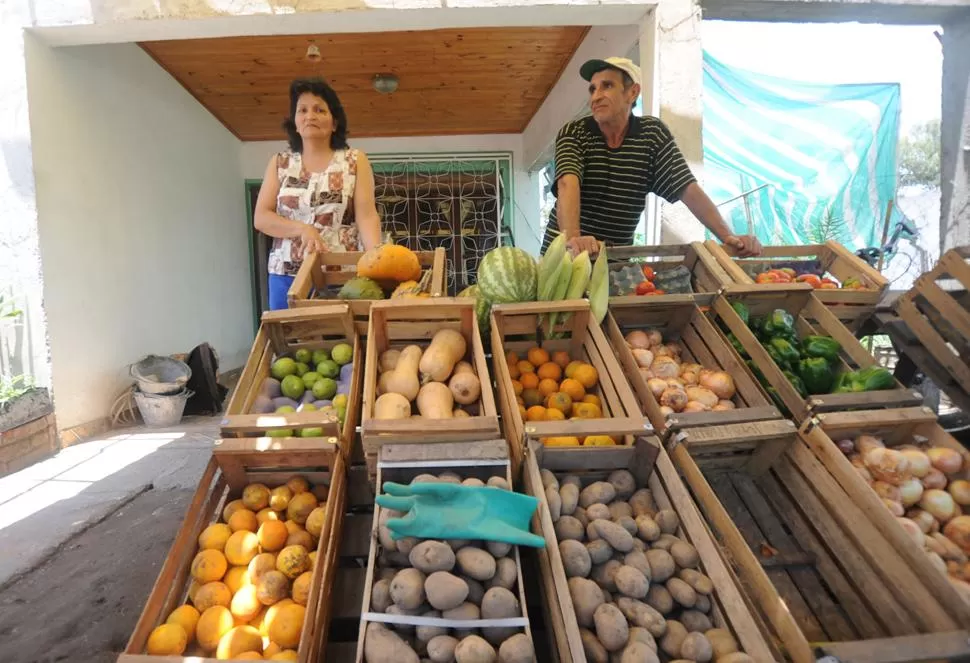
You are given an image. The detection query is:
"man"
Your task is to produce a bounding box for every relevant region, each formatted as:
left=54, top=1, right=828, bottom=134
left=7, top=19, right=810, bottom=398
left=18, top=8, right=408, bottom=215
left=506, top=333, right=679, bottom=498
left=542, top=57, right=762, bottom=257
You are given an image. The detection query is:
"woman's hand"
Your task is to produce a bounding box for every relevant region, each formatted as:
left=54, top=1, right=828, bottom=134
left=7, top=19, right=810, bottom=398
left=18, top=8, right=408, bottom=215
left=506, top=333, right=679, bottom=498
left=301, top=225, right=326, bottom=255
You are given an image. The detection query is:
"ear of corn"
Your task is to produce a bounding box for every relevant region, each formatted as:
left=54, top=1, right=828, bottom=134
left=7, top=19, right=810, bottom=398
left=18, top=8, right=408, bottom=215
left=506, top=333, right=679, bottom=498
left=545, top=252, right=573, bottom=333
left=588, top=243, right=608, bottom=324
left=537, top=234, right=567, bottom=301
left=548, top=250, right=591, bottom=333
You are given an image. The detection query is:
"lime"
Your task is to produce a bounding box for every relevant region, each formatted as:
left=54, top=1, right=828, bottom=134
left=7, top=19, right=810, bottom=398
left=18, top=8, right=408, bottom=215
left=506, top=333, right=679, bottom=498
left=301, top=427, right=324, bottom=437
left=280, top=375, right=305, bottom=400
left=275, top=405, right=296, bottom=414
left=336, top=404, right=347, bottom=422
left=295, top=349, right=312, bottom=364
left=267, top=429, right=293, bottom=437
left=271, top=357, right=297, bottom=380
left=332, top=394, right=348, bottom=409
left=312, top=378, right=337, bottom=400
left=297, top=403, right=317, bottom=412
left=301, top=372, right=322, bottom=389
left=312, top=349, right=330, bottom=365
left=295, top=362, right=309, bottom=377
left=316, top=360, right=339, bottom=379
left=331, top=343, right=353, bottom=366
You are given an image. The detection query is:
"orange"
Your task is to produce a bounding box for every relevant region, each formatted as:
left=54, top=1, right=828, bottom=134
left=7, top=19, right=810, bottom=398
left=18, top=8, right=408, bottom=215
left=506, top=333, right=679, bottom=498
left=517, top=404, right=527, bottom=420
left=194, top=581, right=232, bottom=612
left=505, top=351, right=519, bottom=367
left=191, top=549, right=228, bottom=584
left=166, top=605, right=201, bottom=643
left=199, top=524, right=233, bottom=551
left=565, top=361, right=584, bottom=379
left=546, top=392, right=573, bottom=415
left=519, top=372, right=539, bottom=390
left=226, top=530, right=260, bottom=566
left=257, top=520, right=289, bottom=552
left=508, top=362, right=521, bottom=380
left=147, top=623, right=188, bottom=655
left=515, top=395, right=524, bottom=406
left=517, top=360, right=536, bottom=375
left=231, top=586, right=263, bottom=622
left=527, top=347, right=550, bottom=367
left=538, top=378, right=559, bottom=397
left=572, top=402, right=602, bottom=419
left=545, top=408, right=565, bottom=421
left=542, top=437, right=581, bottom=447
left=583, top=436, right=616, bottom=446
left=228, top=509, right=259, bottom=533
left=197, top=606, right=235, bottom=652
left=291, top=572, right=312, bottom=605
left=525, top=406, right=547, bottom=422
left=582, top=394, right=601, bottom=408
left=552, top=351, right=571, bottom=368
left=573, top=364, right=599, bottom=389
left=225, top=566, right=251, bottom=594
left=537, top=362, right=562, bottom=381
left=521, top=388, right=544, bottom=408
left=216, top=625, right=263, bottom=659
left=268, top=604, right=306, bottom=649
left=559, top=379, right=586, bottom=402
left=511, top=380, right=523, bottom=396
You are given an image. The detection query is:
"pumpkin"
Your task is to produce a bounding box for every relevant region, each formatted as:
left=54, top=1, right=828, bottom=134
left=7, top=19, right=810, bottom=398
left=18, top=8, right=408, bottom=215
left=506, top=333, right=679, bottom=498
left=381, top=345, right=422, bottom=401
left=375, top=393, right=411, bottom=419
left=419, top=329, right=467, bottom=384
left=417, top=382, right=454, bottom=419
left=357, top=244, right=421, bottom=286
left=391, top=270, right=433, bottom=299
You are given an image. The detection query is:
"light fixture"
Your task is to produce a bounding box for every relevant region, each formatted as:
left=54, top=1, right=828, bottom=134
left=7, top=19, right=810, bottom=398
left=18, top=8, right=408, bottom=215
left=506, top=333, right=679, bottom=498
left=372, top=73, right=399, bottom=94
left=305, top=44, right=321, bottom=63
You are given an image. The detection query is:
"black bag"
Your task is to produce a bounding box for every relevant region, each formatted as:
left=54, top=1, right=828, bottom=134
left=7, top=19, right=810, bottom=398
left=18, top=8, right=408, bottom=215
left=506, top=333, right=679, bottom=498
left=183, top=343, right=229, bottom=415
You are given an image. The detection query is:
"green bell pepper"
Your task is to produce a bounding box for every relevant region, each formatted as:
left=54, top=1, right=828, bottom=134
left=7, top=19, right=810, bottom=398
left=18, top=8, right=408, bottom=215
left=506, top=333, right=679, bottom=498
left=783, top=370, right=809, bottom=398
left=798, top=357, right=835, bottom=395
left=732, top=301, right=750, bottom=326
left=768, top=337, right=801, bottom=364
left=768, top=309, right=795, bottom=337
left=727, top=332, right=748, bottom=358
left=802, top=336, right=841, bottom=361
left=766, top=345, right=792, bottom=372
left=837, top=366, right=896, bottom=393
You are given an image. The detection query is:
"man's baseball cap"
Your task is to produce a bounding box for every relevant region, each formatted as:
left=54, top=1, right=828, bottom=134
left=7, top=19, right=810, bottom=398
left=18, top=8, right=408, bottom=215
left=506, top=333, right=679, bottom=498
left=580, top=57, right=642, bottom=87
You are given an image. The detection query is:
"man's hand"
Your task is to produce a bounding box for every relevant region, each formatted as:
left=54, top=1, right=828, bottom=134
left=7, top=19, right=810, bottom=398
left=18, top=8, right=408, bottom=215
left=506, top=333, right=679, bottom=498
left=723, top=234, right=762, bottom=258
left=301, top=225, right=326, bottom=255
left=567, top=235, right=600, bottom=257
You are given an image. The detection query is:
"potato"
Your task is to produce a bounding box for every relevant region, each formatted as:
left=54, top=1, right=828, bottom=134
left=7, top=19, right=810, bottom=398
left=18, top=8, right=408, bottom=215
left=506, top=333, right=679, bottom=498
left=379, top=509, right=404, bottom=551
left=487, top=477, right=509, bottom=490
left=498, top=633, right=534, bottom=663
left=586, top=503, right=612, bottom=521
left=560, top=483, right=580, bottom=516
left=487, top=557, right=517, bottom=591
left=381, top=550, right=412, bottom=567
left=678, top=568, right=713, bottom=595
left=413, top=474, right=440, bottom=484
left=390, top=568, right=427, bottom=610
left=427, top=634, right=459, bottom=663
left=560, top=540, right=593, bottom=578
left=458, top=575, right=484, bottom=606
left=670, top=540, right=699, bottom=569
left=555, top=516, right=586, bottom=541
left=717, top=653, right=755, bottom=663
left=380, top=568, right=398, bottom=582
left=630, top=489, right=657, bottom=517
left=667, top=577, right=697, bottom=608
left=454, top=634, right=496, bottom=662
left=580, top=482, right=617, bottom=508
left=486, top=540, right=511, bottom=558
left=580, top=628, right=609, bottom=663
left=587, top=540, right=613, bottom=565
left=609, top=501, right=634, bottom=520
left=593, top=602, right=629, bottom=652
left=410, top=541, right=456, bottom=574
left=591, top=560, right=622, bottom=592
left=660, top=620, right=688, bottom=658
left=456, top=547, right=496, bottom=582
left=481, top=587, right=520, bottom=645
left=628, top=626, right=657, bottom=650
left=680, top=609, right=713, bottom=633
left=620, top=642, right=660, bottom=663
left=371, top=578, right=393, bottom=612
left=694, top=593, right=712, bottom=613
left=568, top=577, right=605, bottom=628
left=365, top=622, right=420, bottom=663
left=573, top=506, right=590, bottom=527
left=540, top=469, right=559, bottom=491
left=438, top=471, right=462, bottom=484
left=646, top=549, right=676, bottom=582
left=546, top=486, right=563, bottom=522
left=462, top=478, right=486, bottom=488
left=562, top=474, right=583, bottom=489
left=655, top=509, right=680, bottom=535
left=652, top=534, right=681, bottom=552
left=417, top=609, right=448, bottom=644
left=705, top=628, right=738, bottom=657
left=624, top=551, right=652, bottom=580
left=680, top=632, right=713, bottom=662
left=615, top=597, right=667, bottom=637
left=592, top=520, right=635, bottom=552
left=614, top=565, right=649, bottom=599
left=646, top=584, right=674, bottom=615
left=425, top=571, right=470, bottom=611
left=443, top=602, right=481, bottom=621
left=615, top=516, right=638, bottom=537
left=631, top=538, right=647, bottom=553
left=386, top=602, right=426, bottom=633
left=635, top=516, right=661, bottom=542
left=608, top=470, right=636, bottom=500
left=449, top=539, right=473, bottom=551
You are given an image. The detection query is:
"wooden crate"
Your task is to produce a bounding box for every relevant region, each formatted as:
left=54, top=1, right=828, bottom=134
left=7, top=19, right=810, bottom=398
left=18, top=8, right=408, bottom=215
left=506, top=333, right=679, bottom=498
left=354, top=440, right=535, bottom=662
left=522, top=437, right=776, bottom=662
left=704, top=240, right=889, bottom=328
left=119, top=438, right=347, bottom=663
left=672, top=434, right=970, bottom=663
left=360, top=298, right=500, bottom=456
left=223, top=304, right=362, bottom=459
left=490, top=300, right=652, bottom=470
left=896, top=246, right=970, bottom=396
left=288, top=248, right=447, bottom=337
left=607, top=242, right=732, bottom=302
left=711, top=285, right=923, bottom=423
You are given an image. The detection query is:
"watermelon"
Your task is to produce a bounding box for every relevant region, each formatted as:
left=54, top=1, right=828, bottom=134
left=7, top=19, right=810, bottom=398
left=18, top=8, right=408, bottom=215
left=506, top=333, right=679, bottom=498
left=476, top=247, right=537, bottom=303
left=459, top=285, right=491, bottom=336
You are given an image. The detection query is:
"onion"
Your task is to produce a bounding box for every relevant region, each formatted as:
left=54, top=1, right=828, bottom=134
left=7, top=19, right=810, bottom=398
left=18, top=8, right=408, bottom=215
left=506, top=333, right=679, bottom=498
left=646, top=330, right=663, bottom=347
left=686, top=387, right=719, bottom=408
left=699, top=371, right=736, bottom=400
left=927, top=551, right=947, bottom=575
left=626, top=330, right=650, bottom=349
left=950, top=480, right=970, bottom=506
left=864, top=448, right=912, bottom=485
left=655, top=345, right=674, bottom=358
left=872, top=481, right=901, bottom=503
left=680, top=363, right=703, bottom=376
left=924, top=469, right=948, bottom=490
left=651, top=356, right=680, bottom=379
left=681, top=371, right=699, bottom=386
left=632, top=348, right=655, bottom=369
left=683, top=401, right=710, bottom=413
left=639, top=369, right=655, bottom=381
left=899, top=478, right=925, bottom=507
left=935, top=530, right=970, bottom=561
left=928, top=447, right=964, bottom=475
left=921, top=489, right=958, bottom=523
left=853, top=465, right=873, bottom=484
left=883, top=499, right=905, bottom=517
left=945, top=516, right=970, bottom=553
left=856, top=434, right=885, bottom=455
left=836, top=439, right=855, bottom=455
left=664, top=343, right=682, bottom=357
left=666, top=378, right=686, bottom=389
left=660, top=388, right=688, bottom=412
left=906, top=508, right=937, bottom=534
left=647, top=378, right=668, bottom=399
left=717, top=400, right=736, bottom=410
left=897, top=517, right=926, bottom=548
left=659, top=405, right=675, bottom=418
left=900, top=449, right=931, bottom=478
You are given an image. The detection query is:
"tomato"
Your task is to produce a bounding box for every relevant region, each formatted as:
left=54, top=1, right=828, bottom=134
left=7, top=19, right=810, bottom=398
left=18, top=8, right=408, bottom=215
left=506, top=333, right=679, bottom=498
left=819, top=282, right=838, bottom=289
left=795, top=274, right=822, bottom=288
left=635, top=280, right=655, bottom=295
left=756, top=272, right=781, bottom=284
left=642, top=265, right=655, bottom=280
left=779, top=268, right=797, bottom=278
left=820, top=277, right=839, bottom=286
left=644, top=289, right=666, bottom=296
left=768, top=269, right=794, bottom=283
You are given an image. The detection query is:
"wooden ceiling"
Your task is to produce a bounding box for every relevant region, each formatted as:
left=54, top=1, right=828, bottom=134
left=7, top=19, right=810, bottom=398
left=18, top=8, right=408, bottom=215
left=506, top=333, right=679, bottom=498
left=140, top=27, right=589, bottom=140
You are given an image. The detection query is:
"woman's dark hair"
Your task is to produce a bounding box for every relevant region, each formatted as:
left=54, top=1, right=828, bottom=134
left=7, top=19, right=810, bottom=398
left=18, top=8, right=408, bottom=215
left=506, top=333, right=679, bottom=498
left=282, top=78, right=349, bottom=152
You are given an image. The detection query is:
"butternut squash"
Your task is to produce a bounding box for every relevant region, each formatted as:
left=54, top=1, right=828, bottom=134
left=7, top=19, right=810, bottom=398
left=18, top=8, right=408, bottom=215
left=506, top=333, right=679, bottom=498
left=379, top=349, right=401, bottom=374
left=453, top=408, right=470, bottom=418
left=417, top=382, right=454, bottom=419
left=419, top=330, right=467, bottom=384
left=453, top=361, right=476, bottom=376
left=449, top=371, right=481, bottom=406
left=374, top=393, right=411, bottom=420
left=382, top=345, right=422, bottom=401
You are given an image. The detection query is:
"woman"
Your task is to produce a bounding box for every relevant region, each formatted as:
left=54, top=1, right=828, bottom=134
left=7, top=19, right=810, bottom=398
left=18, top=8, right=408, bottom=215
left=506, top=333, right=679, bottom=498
left=255, top=78, right=382, bottom=310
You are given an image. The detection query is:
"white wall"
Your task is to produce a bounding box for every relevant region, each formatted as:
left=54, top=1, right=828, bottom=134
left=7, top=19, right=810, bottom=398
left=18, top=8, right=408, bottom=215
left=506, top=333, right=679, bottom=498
left=26, top=37, right=252, bottom=431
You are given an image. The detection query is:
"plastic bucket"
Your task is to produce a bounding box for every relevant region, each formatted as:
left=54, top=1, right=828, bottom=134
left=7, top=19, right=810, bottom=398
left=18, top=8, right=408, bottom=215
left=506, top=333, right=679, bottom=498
left=130, top=355, right=191, bottom=395
left=133, top=388, right=193, bottom=427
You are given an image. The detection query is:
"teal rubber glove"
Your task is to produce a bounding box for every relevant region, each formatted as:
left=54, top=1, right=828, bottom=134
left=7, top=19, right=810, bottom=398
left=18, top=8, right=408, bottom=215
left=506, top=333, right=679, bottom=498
left=375, top=481, right=546, bottom=548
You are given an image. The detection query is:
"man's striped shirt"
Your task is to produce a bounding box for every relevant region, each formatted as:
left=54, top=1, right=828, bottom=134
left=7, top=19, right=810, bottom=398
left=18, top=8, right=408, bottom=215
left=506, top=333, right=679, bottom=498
left=542, top=114, right=696, bottom=253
